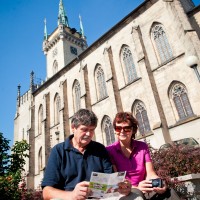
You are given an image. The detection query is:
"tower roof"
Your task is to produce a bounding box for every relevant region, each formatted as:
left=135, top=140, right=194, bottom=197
left=58, top=0, right=69, bottom=26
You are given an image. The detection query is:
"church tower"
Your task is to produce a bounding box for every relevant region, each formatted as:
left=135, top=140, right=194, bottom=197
left=43, top=0, right=87, bottom=79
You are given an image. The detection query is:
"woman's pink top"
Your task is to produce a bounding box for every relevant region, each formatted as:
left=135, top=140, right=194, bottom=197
left=106, top=140, right=152, bottom=186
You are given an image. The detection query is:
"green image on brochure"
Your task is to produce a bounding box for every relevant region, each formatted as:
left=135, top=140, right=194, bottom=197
left=89, top=171, right=126, bottom=199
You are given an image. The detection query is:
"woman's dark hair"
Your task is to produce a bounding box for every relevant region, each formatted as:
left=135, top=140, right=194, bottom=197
left=113, top=112, right=138, bottom=138
left=71, top=109, right=98, bottom=128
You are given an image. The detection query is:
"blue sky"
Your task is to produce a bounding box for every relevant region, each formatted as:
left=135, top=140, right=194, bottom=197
left=0, top=0, right=199, bottom=146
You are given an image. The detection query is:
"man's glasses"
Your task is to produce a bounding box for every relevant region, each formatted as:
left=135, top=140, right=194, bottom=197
left=115, top=126, right=132, bottom=133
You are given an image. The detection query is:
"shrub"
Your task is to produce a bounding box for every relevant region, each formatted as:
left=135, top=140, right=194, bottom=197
left=150, top=145, right=200, bottom=180
left=0, top=132, right=43, bottom=200
left=150, top=144, right=200, bottom=198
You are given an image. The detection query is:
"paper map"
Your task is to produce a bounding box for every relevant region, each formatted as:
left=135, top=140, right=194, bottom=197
left=89, top=171, right=126, bottom=199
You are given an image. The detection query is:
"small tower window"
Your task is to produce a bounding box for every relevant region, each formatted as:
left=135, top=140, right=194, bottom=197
left=53, top=60, right=58, bottom=75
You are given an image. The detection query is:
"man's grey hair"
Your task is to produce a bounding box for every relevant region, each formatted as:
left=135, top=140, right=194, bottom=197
left=71, top=109, right=98, bottom=128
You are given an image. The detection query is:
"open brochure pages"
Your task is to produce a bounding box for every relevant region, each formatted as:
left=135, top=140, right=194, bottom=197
left=89, top=171, right=126, bottom=199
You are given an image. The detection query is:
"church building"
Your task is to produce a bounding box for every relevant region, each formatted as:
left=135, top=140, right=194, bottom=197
left=14, top=0, right=200, bottom=189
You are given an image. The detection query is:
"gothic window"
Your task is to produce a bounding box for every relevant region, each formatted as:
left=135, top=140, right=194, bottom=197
left=102, top=116, right=115, bottom=146
left=38, top=147, right=42, bottom=173
left=134, top=101, right=151, bottom=135
left=38, top=105, right=43, bottom=135
left=152, top=24, right=173, bottom=64
left=73, top=80, right=81, bottom=112
left=53, top=60, right=58, bottom=75
left=54, top=94, right=61, bottom=124
left=95, top=65, right=107, bottom=100
left=121, top=45, right=137, bottom=83
left=171, top=83, right=193, bottom=119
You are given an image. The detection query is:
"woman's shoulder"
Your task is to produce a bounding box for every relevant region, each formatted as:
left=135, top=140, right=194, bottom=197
left=134, top=140, right=149, bottom=149
left=106, top=141, right=120, bottom=151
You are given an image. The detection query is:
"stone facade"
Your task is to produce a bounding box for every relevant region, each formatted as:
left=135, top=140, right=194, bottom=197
left=14, top=0, right=200, bottom=189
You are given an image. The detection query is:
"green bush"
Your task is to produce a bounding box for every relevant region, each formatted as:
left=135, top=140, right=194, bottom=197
left=0, top=132, right=42, bottom=200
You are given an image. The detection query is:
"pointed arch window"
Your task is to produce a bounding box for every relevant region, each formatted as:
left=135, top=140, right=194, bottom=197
left=121, top=46, right=137, bottom=83
left=73, top=80, right=81, bottom=112
left=171, top=83, right=193, bottom=119
left=38, top=105, right=43, bottom=135
left=53, top=60, right=58, bottom=75
left=102, top=116, right=115, bottom=146
left=54, top=94, right=61, bottom=124
left=152, top=24, right=173, bottom=64
left=134, top=101, right=151, bottom=135
left=38, top=147, right=42, bottom=173
left=95, top=65, right=107, bottom=100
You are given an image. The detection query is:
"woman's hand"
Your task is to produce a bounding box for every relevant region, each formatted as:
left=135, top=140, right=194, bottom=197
left=138, top=179, right=167, bottom=195
left=118, top=179, right=132, bottom=196
left=152, top=183, right=167, bottom=194
left=137, top=180, right=154, bottom=194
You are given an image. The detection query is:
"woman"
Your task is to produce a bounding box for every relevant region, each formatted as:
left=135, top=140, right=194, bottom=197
left=106, top=112, right=168, bottom=199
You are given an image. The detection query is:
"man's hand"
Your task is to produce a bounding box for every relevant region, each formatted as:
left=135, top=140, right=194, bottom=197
left=72, top=181, right=91, bottom=200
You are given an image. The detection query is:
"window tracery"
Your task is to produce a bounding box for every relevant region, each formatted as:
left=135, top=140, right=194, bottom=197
left=152, top=24, right=173, bottom=64
left=121, top=46, right=137, bottom=83
left=171, top=83, right=193, bottom=119
left=134, top=101, right=151, bottom=135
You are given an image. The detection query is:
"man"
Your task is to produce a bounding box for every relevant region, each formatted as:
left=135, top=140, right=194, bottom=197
left=42, top=109, right=142, bottom=200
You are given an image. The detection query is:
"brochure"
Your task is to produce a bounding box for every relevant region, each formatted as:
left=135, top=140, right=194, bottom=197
left=89, top=171, right=126, bottom=199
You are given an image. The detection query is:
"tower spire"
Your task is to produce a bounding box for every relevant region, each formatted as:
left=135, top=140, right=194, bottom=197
left=17, top=84, right=21, bottom=107
left=79, top=14, right=84, bottom=38
left=58, top=0, right=69, bottom=26
left=30, top=71, right=35, bottom=93
left=44, top=18, right=48, bottom=40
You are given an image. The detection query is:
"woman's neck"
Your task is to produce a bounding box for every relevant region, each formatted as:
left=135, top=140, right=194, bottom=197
left=120, top=139, right=132, bottom=150
left=119, top=139, right=134, bottom=158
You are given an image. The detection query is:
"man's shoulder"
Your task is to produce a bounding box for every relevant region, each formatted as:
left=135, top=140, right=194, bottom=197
left=90, top=140, right=106, bottom=149
left=87, top=140, right=109, bottom=155
left=51, top=141, right=66, bottom=153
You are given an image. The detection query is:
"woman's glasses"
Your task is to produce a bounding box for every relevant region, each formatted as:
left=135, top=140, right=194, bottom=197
left=115, top=126, right=132, bottom=133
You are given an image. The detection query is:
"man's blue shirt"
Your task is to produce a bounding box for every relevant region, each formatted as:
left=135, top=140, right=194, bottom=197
left=41, top=135, right=113, bottom=190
